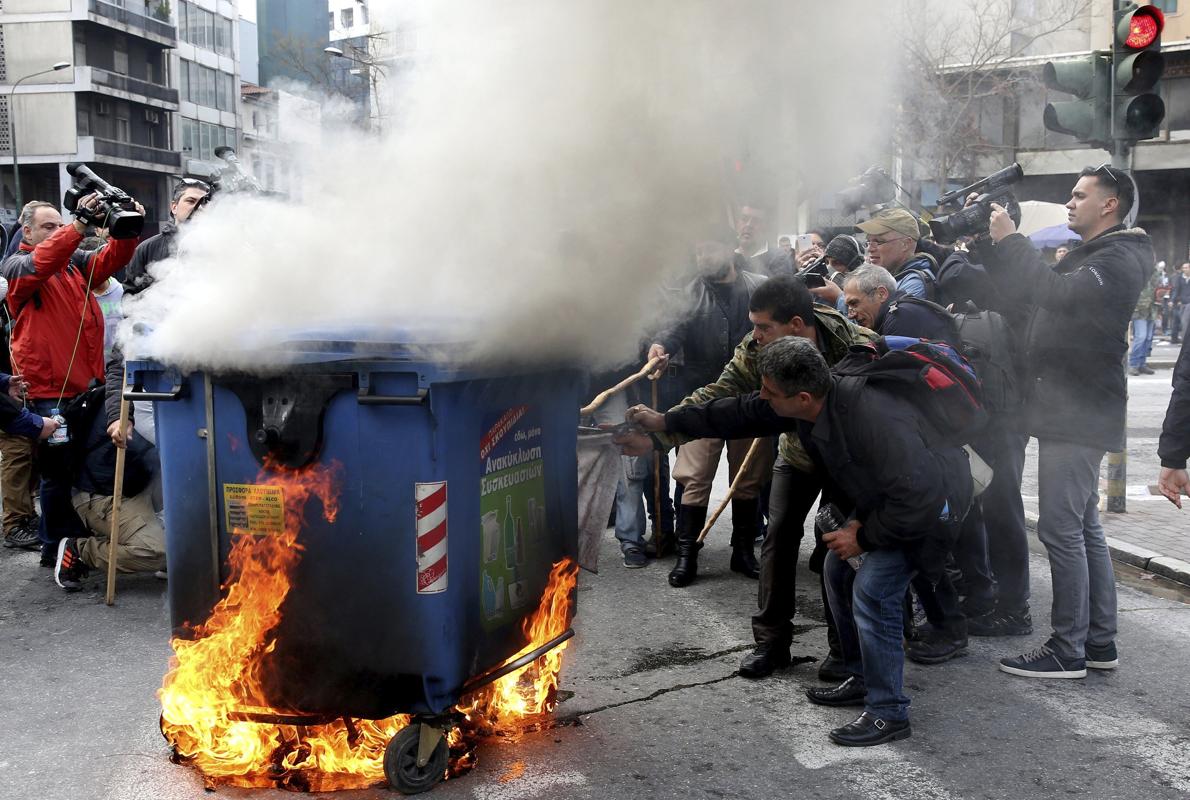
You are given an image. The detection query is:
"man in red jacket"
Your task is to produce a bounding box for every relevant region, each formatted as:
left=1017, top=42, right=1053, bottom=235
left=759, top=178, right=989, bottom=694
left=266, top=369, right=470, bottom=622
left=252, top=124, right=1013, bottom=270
left=0, top=194, right=142, bottom=563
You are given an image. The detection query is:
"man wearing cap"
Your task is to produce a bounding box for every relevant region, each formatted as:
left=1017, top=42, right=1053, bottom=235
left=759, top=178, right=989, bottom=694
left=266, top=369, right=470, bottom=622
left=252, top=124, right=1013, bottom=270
left=858, top=208, right=938, bottom=301
left=979, top=164, right=1153, bottom=679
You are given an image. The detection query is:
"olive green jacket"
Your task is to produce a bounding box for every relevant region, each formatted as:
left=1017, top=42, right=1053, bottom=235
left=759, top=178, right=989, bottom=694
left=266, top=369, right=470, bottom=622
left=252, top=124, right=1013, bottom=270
left=655, top=306, right=878, bottom=472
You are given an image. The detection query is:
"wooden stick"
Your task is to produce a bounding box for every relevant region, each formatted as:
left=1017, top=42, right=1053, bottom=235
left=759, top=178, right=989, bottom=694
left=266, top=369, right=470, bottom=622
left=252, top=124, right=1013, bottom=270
left=697, top=438, right=762, bottom=543
left=579, top=356, right=664, bottom=417
left=651, top=378, right=662, bottom=539
left=105, top=365, right=131, bottom=606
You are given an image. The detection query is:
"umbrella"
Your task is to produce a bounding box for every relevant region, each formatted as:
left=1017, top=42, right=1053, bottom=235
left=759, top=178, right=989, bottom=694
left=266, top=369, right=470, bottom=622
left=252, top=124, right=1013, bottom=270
left=1016, top=200, right=1070, bottom=235
left=1028, top=223, right=1081, bottom=249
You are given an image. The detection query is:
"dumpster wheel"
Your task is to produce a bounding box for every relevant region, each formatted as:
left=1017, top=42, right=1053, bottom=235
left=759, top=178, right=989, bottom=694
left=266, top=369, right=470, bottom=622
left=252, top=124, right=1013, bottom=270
left=384, top=723, right=448, bottom=795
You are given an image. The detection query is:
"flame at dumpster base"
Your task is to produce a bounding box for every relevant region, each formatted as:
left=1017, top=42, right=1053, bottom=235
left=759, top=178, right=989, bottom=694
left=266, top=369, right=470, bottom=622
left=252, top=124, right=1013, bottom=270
left=157, top=460, right=579, bottom=792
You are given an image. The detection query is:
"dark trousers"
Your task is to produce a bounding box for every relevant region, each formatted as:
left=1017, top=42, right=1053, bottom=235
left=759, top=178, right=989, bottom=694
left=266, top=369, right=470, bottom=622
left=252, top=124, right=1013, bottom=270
left=31, top=399, right=87, bottom=547
left=752, top=456, right=822, bottom=647
left=643, top=452, right=674, bottom=535
left=981, top=419, right=1030, bottom=614
left=954, top=499, right=995, bottom=615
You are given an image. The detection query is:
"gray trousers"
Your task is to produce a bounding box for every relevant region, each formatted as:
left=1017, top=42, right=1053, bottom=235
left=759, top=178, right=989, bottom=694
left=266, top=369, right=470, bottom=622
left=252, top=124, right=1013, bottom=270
left=1035, top=439, right=1117, bottom=659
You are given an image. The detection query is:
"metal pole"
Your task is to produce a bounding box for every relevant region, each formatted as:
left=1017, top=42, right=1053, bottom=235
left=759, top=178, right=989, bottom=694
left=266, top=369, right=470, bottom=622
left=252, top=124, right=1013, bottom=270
left=7, top=65, right=70, bottom=214
left=1105, top=2, right=1131, bottom=513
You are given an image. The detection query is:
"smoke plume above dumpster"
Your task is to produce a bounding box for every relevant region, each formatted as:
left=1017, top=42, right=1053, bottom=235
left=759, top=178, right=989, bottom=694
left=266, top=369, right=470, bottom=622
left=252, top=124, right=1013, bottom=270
left=120, top=0, right=898, bottom=371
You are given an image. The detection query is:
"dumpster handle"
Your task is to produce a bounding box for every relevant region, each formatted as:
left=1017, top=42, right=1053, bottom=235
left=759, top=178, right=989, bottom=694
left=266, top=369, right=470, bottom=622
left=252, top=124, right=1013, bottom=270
left=459, top=628, right=575, bottom=695
left=123, top=381, right=187, bottom=402
left=357, top=387, right=428, bottom=406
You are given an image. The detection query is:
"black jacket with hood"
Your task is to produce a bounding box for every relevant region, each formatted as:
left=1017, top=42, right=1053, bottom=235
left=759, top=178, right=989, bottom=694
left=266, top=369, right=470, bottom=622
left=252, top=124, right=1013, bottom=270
left=987, top=226, right=1154, bottom=452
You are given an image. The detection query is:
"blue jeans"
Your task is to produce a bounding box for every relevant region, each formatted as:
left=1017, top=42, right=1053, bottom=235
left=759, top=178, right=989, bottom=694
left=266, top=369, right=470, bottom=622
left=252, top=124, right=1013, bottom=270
left=825, top=548, right=915, bottom=722
left=1129, top=319, right=1155, bottom=368
left=31, top=399, right=88, bottom=547
left=614, top=455, right=648, bottom=551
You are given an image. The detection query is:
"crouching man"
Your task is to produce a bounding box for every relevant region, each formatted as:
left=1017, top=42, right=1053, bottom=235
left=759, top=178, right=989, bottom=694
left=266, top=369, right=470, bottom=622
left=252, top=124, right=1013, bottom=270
left=619, top=336, right=972, bottom=746
left=53, top=392, right=165, bottom=591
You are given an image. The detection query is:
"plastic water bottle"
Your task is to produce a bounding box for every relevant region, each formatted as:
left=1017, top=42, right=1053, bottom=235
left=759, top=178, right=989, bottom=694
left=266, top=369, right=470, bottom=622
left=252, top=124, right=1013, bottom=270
left=48, top=408, right=70, bottom=446
left=815, top=503, right=865, bottom=571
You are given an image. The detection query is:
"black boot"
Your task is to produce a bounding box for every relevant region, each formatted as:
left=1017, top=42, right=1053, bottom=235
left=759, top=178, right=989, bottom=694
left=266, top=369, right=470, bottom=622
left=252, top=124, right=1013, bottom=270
left=729, top=498, right=760, bottom=579
left=669, top=505, right=707, bottom=588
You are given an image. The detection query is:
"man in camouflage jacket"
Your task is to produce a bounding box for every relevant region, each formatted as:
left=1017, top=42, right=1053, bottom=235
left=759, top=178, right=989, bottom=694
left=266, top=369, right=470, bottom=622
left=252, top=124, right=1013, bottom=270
left=625, top=276, right=877, bottom=679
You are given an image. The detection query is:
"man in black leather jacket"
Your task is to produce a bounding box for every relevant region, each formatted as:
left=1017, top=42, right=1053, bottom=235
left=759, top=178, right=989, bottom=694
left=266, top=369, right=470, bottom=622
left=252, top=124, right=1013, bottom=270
left=647, top=238, right=770, bottom=583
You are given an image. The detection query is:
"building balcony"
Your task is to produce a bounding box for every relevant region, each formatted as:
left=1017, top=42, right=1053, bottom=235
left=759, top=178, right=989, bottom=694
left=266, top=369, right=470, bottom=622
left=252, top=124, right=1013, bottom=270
left=81, top=67, right=179, bottom=110
left=86, top=136, right=181, bottom=169
left=88, top=0, right=178, bottom=47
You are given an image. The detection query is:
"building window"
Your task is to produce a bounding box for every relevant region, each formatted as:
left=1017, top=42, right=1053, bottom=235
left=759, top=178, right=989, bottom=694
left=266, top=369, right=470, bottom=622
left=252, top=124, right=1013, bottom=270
left=1152, top=0, right=1178, bottom=12
left=216, top=16, right=234, bottom=57
left=181, top=117, right=196, bottom=154
left=76, top=106, right=90, bottom=137
left=114, top=38, right=129, bottom=74
left=115, top=116, right=131, bottom=141
left=360, top=3, right=369, bottom=25
left=329, top=11, right=336, bottom=29
left=216, top=71, right=235, bottom=111
left=342, top=8, right=354, bottom=28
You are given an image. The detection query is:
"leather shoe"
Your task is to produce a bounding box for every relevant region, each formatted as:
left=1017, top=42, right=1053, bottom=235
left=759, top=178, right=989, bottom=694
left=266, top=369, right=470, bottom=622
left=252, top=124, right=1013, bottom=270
left=805, top=676, right=866, bottom=707
left=905, top=631, right=968, bottom=665
left=829, top=712, right=911, bottom=747
left=729, top=546, right=760, bottom=579
left=817, top=652, right=850, bottom=682
left=738, top=643, right=791, bottom=679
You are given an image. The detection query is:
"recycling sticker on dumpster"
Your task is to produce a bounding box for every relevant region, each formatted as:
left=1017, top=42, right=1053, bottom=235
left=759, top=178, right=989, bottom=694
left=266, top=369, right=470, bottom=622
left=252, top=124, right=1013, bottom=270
left=479, top=405, right=546, bottom=630
left=223, top=483, right=285, bottom=536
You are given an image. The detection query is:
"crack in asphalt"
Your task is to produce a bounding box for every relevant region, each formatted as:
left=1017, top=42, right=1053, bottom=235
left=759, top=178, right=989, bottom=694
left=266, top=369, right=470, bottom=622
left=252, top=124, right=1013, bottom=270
left=558, top=672, right=741, bottom=721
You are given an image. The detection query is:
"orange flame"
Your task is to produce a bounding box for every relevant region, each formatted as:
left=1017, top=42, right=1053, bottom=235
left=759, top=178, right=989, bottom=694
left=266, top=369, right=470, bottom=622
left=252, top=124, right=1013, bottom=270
left=158, top=459, right=577, bottom=791
left=460, top=559, right=579, bottom=732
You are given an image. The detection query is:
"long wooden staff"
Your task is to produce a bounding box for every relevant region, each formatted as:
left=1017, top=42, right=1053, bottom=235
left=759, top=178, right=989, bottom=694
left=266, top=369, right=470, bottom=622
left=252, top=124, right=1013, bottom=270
left=579, top=356, right=665, bottom=416
left=696, top=438, right=762, bottom=543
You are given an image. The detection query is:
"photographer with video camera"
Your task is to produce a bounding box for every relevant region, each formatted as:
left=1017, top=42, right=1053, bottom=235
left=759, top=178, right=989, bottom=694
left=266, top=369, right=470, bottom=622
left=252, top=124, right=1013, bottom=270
left=0, top=165, right=144, bottom=566
left=977, top=164, right=1153, bottom=679
left=123, top=178, right=211, bottom=294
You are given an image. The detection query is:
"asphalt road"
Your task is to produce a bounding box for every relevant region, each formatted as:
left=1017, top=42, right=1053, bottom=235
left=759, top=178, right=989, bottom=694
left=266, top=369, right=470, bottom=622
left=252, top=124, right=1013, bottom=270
left=2, top=497, right=1188, bottom=800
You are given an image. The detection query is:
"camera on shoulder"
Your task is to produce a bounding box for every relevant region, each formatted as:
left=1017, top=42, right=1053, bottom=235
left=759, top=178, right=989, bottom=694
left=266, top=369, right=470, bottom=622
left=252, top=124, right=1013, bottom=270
left=62, top=162, right=145, bottom=240
left=928, top=163, right=1025, bottom=244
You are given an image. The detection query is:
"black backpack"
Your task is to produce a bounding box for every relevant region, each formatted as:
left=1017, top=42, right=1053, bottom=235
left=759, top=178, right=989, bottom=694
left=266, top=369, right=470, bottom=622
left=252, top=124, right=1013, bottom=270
left=951, top=306, right=1020, bottom=414
left=833, top=336, right=987, bottom=447
left=885, top=295, right=1020, bottom=418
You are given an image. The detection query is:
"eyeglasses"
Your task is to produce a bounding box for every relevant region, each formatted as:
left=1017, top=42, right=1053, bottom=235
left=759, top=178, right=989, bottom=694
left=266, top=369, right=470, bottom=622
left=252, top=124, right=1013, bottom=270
left=177, top=178, right=212, bottom=192
left=1091, top=163, right=1121, bottom=191
left=867, top=235, right=907, bottom=247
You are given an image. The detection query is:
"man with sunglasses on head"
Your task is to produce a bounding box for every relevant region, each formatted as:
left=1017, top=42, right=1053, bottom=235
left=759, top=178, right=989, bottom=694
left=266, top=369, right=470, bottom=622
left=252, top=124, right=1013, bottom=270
left=122, top=178, right=210, bottom=295
left=977, top=164, right=1153, bottom=679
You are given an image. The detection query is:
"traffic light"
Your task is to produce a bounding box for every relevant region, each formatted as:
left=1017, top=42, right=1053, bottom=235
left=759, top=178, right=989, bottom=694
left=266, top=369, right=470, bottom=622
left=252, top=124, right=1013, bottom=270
left=1112, top=3, right=1165, bottom=142
left=1042, top=54, right=1111, bottom=147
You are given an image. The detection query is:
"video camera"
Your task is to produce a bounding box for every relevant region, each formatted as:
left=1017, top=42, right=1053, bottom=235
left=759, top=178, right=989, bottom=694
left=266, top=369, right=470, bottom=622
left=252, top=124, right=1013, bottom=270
left=62, top=162, right=144, bottom=239
left=183, top=147, right=264, bottom=211
left=928, top=163, right=1024, bottom=244
left=837, top=167, right=896, bottom=215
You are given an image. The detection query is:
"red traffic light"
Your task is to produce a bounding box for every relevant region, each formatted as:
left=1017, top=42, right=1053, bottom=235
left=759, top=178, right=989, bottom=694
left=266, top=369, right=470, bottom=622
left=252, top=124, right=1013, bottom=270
left=1124, top=5, right=1164, bottom=49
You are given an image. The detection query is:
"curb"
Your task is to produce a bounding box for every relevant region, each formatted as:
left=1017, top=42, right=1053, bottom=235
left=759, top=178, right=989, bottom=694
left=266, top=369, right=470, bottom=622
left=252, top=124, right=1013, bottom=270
left=1024, top=510, right=1190, bottom=587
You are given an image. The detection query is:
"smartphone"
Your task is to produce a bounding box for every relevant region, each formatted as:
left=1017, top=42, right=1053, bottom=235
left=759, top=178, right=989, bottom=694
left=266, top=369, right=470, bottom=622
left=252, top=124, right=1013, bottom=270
left=803, top=273, right=826, bottom=289
left=795, top=234, right=816, bottom=254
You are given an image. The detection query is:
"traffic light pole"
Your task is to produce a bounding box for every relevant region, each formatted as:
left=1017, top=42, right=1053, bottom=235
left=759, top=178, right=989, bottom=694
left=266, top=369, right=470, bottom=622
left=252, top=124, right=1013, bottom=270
left=1105, top=0, right=1130, bottom=514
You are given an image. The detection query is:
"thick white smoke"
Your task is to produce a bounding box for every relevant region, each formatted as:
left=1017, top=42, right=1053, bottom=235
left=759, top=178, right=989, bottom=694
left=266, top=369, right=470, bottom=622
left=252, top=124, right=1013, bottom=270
left=120, top=0, right=899, bottom=373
